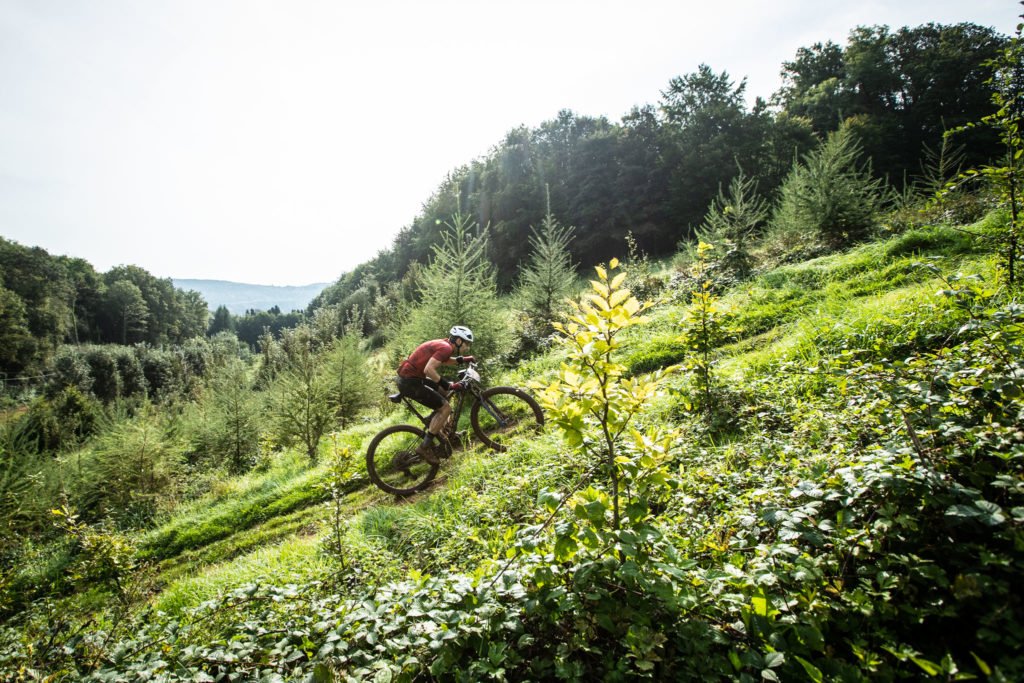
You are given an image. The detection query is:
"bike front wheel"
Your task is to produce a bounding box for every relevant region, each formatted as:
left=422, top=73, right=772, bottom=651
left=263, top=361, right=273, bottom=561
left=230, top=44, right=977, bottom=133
left=470, top=386, right=545, bottom=452
left=365, top=424, right=440, bottom=496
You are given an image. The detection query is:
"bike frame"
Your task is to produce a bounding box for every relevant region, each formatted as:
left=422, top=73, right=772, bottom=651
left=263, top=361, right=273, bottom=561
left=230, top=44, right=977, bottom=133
left=394, top=364, right=509, bottom=437
left=370, top=364, right=544, bottom=496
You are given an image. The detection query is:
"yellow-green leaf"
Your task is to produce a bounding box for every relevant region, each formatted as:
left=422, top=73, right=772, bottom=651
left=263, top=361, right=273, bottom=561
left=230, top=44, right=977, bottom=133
left=752, top=594, right=768, bottom=617
left=609, top=289, right=629, bottom=307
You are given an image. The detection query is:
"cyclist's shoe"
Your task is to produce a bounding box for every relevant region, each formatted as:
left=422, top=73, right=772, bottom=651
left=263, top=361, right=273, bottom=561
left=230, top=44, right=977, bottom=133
left=415, top=441, right=440, bottom=465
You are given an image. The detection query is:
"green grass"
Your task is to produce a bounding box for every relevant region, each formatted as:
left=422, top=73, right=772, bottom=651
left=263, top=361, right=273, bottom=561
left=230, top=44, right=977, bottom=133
left=135, top=220, right=1008, bottom=622
left=154, top=501, right=329, bottom=585
left=154, top=534, right=330, bottom=616
left=725, top=223, right=988, bottom=339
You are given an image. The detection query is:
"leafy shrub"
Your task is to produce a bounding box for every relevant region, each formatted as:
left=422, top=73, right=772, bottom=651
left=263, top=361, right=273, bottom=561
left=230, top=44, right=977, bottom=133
left=179, top=336, right=212, bottom=376
left=114, top=345, right=148, bottom=397
left=52, top=505, right=138, bottom=604
left=14, top=387, right=103, bottom=455
left=888, top=192, right=991, bottom=232
left=623, top=232, right=664, bottom=301
left=136, top=345, right=182, bottom=400
left=16, top=397, right=60, bottom=453
left=676, top=243, right=736, bottom=415
left=45, top=346, right=93, bottom=398
left=83, top=345, right=122, bottom=403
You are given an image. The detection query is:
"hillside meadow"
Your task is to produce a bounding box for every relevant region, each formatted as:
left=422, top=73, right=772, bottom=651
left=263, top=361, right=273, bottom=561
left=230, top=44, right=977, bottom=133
left=2, top=212, right=1021, bottom=681
left=3, top=17, right=1023, bottom=678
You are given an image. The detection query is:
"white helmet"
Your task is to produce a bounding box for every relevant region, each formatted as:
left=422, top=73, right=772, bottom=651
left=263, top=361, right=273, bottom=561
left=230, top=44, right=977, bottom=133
left=449, top=325, right=474, bottom=343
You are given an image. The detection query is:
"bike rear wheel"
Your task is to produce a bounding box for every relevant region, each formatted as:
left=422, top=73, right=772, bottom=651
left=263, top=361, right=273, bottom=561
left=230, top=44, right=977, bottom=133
left=470, top=386, right=545, bottom=452
left=366, top=424, right=440, bottom=496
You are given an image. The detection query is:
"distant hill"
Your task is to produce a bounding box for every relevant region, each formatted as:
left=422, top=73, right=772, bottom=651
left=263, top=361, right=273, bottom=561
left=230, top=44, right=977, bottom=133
left=173, top=279, right=331, bottom=314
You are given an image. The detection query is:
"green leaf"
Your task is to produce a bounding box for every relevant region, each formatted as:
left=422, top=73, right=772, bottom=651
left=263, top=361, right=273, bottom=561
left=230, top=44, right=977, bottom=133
left=910, top=656, right=942, bottom=676
left=583, top=500, right=607, bottom=524
left=794, top=656, right=823, bottom=683
left=946, top=505, right=980, bottom=519
left=970, top=652, right=992, bottom=676
left=538, top=490, right=562, bottom=513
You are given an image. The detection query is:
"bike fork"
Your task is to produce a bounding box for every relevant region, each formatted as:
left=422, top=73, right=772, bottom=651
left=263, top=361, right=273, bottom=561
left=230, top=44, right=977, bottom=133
left=477, top=395, right=508, bottom=427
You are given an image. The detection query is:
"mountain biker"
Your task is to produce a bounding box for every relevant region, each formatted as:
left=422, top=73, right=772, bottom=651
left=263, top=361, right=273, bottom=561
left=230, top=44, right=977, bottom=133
left=396, top=325, right=476, bottom=464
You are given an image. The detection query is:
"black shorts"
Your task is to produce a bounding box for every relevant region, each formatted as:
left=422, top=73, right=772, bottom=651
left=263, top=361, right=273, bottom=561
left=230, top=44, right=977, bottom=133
left=397, top=377, right=447, bottom=411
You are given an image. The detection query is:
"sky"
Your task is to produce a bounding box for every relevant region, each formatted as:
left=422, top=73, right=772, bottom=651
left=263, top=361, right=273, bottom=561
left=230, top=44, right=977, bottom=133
left=1, top=1, right=1020, bottom=286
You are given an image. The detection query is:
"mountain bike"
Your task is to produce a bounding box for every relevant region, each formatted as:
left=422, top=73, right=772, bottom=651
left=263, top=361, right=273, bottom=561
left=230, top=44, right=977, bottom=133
left=366, top=363, right=544, bottom=496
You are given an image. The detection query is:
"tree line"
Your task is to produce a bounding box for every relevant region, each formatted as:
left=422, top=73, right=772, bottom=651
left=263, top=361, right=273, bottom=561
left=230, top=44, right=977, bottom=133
left=0, top=239, right=208, bottom=377
left=1, top=20, right=1009, bottom=378
left=311, top=21, right=1008, bottom=338
left=207, top=304, right=306, bottom=348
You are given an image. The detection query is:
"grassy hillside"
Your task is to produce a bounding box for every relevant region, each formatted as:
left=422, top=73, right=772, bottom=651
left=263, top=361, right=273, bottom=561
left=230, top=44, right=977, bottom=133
left=3, top=217, right=1022, bottom=681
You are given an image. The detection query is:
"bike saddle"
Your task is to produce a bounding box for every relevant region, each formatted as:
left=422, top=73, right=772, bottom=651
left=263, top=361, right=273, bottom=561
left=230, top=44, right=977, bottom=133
left=388, top=393, right=403, bottom=404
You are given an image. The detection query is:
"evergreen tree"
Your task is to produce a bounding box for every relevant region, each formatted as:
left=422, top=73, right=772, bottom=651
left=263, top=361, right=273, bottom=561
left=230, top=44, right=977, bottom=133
left=392, top=211, right=507, bottom=362
left=209, top=359, right=260, bottom=472
left=693, top=172, right=769, bottom=278
left=517, top=191, right=577, bottom=334
left=78, top=409, right=180, bottom=520
left=770, top=123, right=885, bottom=250
left=323, top=334, right=370, bottom=429
left=270, top=325, right=332, bottom=464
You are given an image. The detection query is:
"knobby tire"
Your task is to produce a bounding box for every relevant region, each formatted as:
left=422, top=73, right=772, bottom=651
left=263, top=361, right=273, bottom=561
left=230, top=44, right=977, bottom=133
left=470, top=386, right=545, bottom=452
left=365, top=424, right=440, bottom=496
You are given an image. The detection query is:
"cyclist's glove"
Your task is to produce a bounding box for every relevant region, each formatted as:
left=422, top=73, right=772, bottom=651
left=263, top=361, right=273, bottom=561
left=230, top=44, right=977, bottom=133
left=456, top=355, right=476, bottom=364
left=450, top=381, right=465, bottom=392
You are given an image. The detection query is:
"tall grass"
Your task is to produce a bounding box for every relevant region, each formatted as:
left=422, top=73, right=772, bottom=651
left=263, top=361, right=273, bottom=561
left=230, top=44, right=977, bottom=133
left=154, top=535, right=329, bottom=616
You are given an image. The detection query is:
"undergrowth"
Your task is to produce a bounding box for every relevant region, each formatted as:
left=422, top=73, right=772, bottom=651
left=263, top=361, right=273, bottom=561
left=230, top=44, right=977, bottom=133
left=3, top=221, right=1022, bottom=682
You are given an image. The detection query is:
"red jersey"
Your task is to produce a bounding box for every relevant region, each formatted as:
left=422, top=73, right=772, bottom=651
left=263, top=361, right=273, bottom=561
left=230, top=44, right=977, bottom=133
left=398, top=339, right=455, bottom=378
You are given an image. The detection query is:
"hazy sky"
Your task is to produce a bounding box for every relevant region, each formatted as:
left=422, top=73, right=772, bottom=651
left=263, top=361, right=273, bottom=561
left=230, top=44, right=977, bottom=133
left=1, top=1, right=1020, bottom=286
